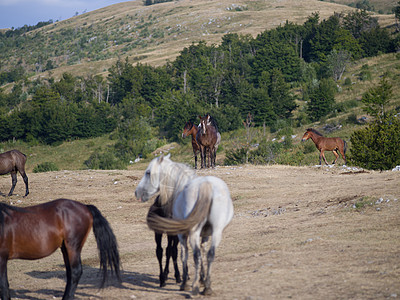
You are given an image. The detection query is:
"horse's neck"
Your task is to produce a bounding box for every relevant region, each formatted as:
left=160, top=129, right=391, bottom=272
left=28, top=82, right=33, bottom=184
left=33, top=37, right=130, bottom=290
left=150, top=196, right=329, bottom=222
left=159, top=168, right=195, bottom=207
left=190, top=126, right=198, bottom=140
left=310, top=133, right=322, bottom=144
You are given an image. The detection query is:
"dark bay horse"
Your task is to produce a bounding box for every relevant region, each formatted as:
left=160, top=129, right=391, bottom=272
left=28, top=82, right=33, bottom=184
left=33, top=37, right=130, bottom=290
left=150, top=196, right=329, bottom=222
left=182, top=121, right=200, bottom=169
left=148, top=196, right=181, bottom=287
left=0, top=199, right=121, bottom=300
left=302, top=128, right=347, bottom=165
left=0, top=150, right=29, bottom=197
left=196, top=115, right=219, bottom=168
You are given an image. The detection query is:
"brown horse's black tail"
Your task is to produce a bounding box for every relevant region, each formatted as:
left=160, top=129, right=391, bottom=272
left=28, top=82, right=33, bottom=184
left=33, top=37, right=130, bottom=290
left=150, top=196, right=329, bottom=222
left=86, top=205, right=121, bottom=287
left=343, top=140, right=347, bottom=155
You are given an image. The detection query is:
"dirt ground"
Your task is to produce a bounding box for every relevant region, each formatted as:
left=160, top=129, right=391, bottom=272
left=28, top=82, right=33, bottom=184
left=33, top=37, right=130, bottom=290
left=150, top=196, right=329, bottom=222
left=1, top=161, right=399, bottom=300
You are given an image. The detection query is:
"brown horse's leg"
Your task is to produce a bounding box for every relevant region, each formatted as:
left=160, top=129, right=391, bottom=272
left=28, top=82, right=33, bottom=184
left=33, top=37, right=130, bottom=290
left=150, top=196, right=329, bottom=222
left=19, top=171, right=29, bottom=197
left=200, top=147, right=206, bottom=169
left=61, top=242, right=83, bottom=300
left=332, top=150, right=339, bottom=164
left=194, top=151, right=198, bottom=169
left=339, top=147, right=347, bottom=165
left=320, top=150, right=329, bottom=165
left=0, top=256, right=10, bottom=300
left=8, top=172, right=17, bottom=196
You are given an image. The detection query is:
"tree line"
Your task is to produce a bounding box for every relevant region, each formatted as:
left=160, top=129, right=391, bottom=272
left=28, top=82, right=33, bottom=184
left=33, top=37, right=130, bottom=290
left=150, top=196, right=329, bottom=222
left=0, top=10, right=399, bottom=167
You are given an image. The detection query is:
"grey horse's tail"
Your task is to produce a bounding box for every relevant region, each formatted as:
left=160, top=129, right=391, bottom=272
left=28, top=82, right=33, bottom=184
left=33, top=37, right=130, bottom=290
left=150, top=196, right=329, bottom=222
left=147, top=181, right=212, bottom=235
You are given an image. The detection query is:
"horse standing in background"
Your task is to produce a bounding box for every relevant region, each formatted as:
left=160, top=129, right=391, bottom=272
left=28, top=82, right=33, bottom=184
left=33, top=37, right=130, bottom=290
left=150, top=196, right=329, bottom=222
left=196, top=115, right=218, bottom=168
left=148, top=196, right=181, bottom=287
left=0, top=149, right=29, bottom=197
left=182, top=121, right=200, bottom=169
left=0, top=199, right=121, bottom=300
left=302, top=128, right=347, bottom=165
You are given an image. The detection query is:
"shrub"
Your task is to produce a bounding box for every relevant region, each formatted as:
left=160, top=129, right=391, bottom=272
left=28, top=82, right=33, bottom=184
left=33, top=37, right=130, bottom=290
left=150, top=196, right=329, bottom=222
left=224, top=147, right=248, bottom=165
left=84, top=149, right=127, bottom=170
left=33, top=162, right=59, bottom=173
left=349, top=115, right=400, bottom=170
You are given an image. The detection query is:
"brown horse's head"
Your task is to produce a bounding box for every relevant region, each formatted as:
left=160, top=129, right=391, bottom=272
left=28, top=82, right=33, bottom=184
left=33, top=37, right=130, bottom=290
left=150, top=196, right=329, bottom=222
left=182, top=121, right=194, bottom=138
left=302, top=128, right=322, bottom=141
left=301, top=129, right=312, bottom=141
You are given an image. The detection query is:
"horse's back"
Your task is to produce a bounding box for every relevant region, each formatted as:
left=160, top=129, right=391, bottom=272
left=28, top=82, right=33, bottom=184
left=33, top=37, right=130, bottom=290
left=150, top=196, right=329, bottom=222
left=173, top=176, right=233, bottom=229
left=3, top=199, right=92, bottom=260
left=0, top=150, right=27, bottom=174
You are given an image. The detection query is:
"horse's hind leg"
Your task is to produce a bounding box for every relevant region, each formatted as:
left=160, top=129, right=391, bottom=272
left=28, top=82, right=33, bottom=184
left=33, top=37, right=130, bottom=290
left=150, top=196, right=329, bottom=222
left=168, top=235, right=181, bottom=283
left=8, top=172, right=17, bottom=196
left=179, top=235, right=190, bottom=291
left=61, top=242, right=83, bottom=300
left=189, top=233, right=202, bottom=296
left=19, top=171, right=29, bottom=197
left=339, top=148, right=347, bottom=165
left=0, top=257, right=10, bottom=300
left=332, top=150, right=339, bottom=164
left=155, top=233, right=166, bottom=287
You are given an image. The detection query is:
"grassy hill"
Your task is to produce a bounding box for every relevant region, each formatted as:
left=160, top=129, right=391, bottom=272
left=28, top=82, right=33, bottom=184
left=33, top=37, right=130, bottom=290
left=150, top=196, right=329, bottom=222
left=1, top=0, right=396, bottom=83
left=1, top=0, right=399, bottom=171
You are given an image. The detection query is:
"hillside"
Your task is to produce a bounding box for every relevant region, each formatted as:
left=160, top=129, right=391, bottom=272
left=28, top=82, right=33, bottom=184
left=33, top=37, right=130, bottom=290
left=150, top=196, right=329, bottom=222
left=1, top=0, right=396, bottom=82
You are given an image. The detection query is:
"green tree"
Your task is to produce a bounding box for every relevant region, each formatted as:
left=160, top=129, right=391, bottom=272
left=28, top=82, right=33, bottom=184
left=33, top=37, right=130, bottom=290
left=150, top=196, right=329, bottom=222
left=349, top=76, right=399, bottom=170
left=361, top=76, right=392, bottom=122
left=306, top=78, right=336, bottom=121
left=394, top=2, right=400, bottom=32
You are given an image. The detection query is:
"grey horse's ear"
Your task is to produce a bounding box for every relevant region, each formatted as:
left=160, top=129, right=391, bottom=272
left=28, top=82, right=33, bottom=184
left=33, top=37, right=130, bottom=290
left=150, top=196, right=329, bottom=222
left=158, top=153, right=164, bottom=163
left=165, top=153, right=171, bottom=159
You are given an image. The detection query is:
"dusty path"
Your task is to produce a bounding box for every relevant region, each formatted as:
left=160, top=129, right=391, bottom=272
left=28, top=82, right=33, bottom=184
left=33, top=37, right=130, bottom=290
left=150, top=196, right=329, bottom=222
left=1, top=163, right=399, bottom=299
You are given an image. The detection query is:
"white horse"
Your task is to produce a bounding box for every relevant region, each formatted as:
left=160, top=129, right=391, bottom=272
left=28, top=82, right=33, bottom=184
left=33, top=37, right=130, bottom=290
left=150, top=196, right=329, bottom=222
left=135, top=154, right=234, bottom=296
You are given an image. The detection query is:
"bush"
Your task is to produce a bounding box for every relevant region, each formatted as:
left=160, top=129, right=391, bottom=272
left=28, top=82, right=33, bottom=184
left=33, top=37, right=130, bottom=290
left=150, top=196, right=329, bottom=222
left=84, top=149, right=127, bottom=170
left=349, top=115, right=400, bottom=170
left=33, top=162, right=59, bottom=173
left=224, top=147, right=248, bottom=165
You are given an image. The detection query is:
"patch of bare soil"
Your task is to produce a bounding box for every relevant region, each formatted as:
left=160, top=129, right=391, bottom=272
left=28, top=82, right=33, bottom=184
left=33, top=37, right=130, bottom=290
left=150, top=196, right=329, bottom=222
left=1, top=163, right=399, bottom=299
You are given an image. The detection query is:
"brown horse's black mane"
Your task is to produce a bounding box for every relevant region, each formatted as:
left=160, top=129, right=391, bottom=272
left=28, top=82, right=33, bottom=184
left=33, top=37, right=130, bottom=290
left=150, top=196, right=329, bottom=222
left=0, top=203, right=26, bottom=234
left=307, top=128, right=324, bottom=136
left=205, top=114, right=219, bottom=132
left=185, top=120, right=197, bottom=130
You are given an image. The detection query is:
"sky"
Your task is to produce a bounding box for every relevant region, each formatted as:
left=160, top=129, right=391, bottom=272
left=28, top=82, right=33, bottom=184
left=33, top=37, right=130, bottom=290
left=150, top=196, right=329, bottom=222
left=0, top=0, right=133, bottom=29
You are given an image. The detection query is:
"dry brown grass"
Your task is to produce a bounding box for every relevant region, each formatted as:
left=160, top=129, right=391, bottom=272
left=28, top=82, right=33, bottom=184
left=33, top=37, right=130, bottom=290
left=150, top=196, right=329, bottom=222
left=2, top=163, right=399, bottom=299
left=31, top=0, right=395, bottom=80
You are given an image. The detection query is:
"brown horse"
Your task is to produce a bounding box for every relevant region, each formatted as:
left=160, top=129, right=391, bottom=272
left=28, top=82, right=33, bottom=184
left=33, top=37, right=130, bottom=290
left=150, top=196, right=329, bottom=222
left=196, top=115, right=218, bottom=168
left=0, top=150, right=29, bottom=197
left=0, top=199, right=121, bottom=300
left=182, top=121, right=200, bottom=169
left=302, top=128, right=347, bottom=165
left=148, top=196, right=181, bottom=287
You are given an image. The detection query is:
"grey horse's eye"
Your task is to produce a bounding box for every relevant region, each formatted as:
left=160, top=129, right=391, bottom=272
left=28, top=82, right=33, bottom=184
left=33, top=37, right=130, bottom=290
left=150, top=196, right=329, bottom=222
left=145, top=170, right=150, bottom=177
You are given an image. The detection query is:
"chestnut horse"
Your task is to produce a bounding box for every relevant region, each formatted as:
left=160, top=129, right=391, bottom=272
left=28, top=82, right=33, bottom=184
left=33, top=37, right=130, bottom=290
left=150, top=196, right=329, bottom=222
left=302, top=128, right=347, bottom=165
left=0, top=150, right=29, bottom=197
left=182, top=121, right=200, bottom=169
left=148, top=196, right=181, bottom=287
left=196, top=115, right=218, bottom=168
left=0, top=199, right=121, bottom=300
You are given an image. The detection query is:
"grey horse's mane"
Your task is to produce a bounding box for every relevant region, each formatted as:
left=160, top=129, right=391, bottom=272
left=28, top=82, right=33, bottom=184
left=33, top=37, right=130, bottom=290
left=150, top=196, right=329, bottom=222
left=152, top=157, right=196, bottom=210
